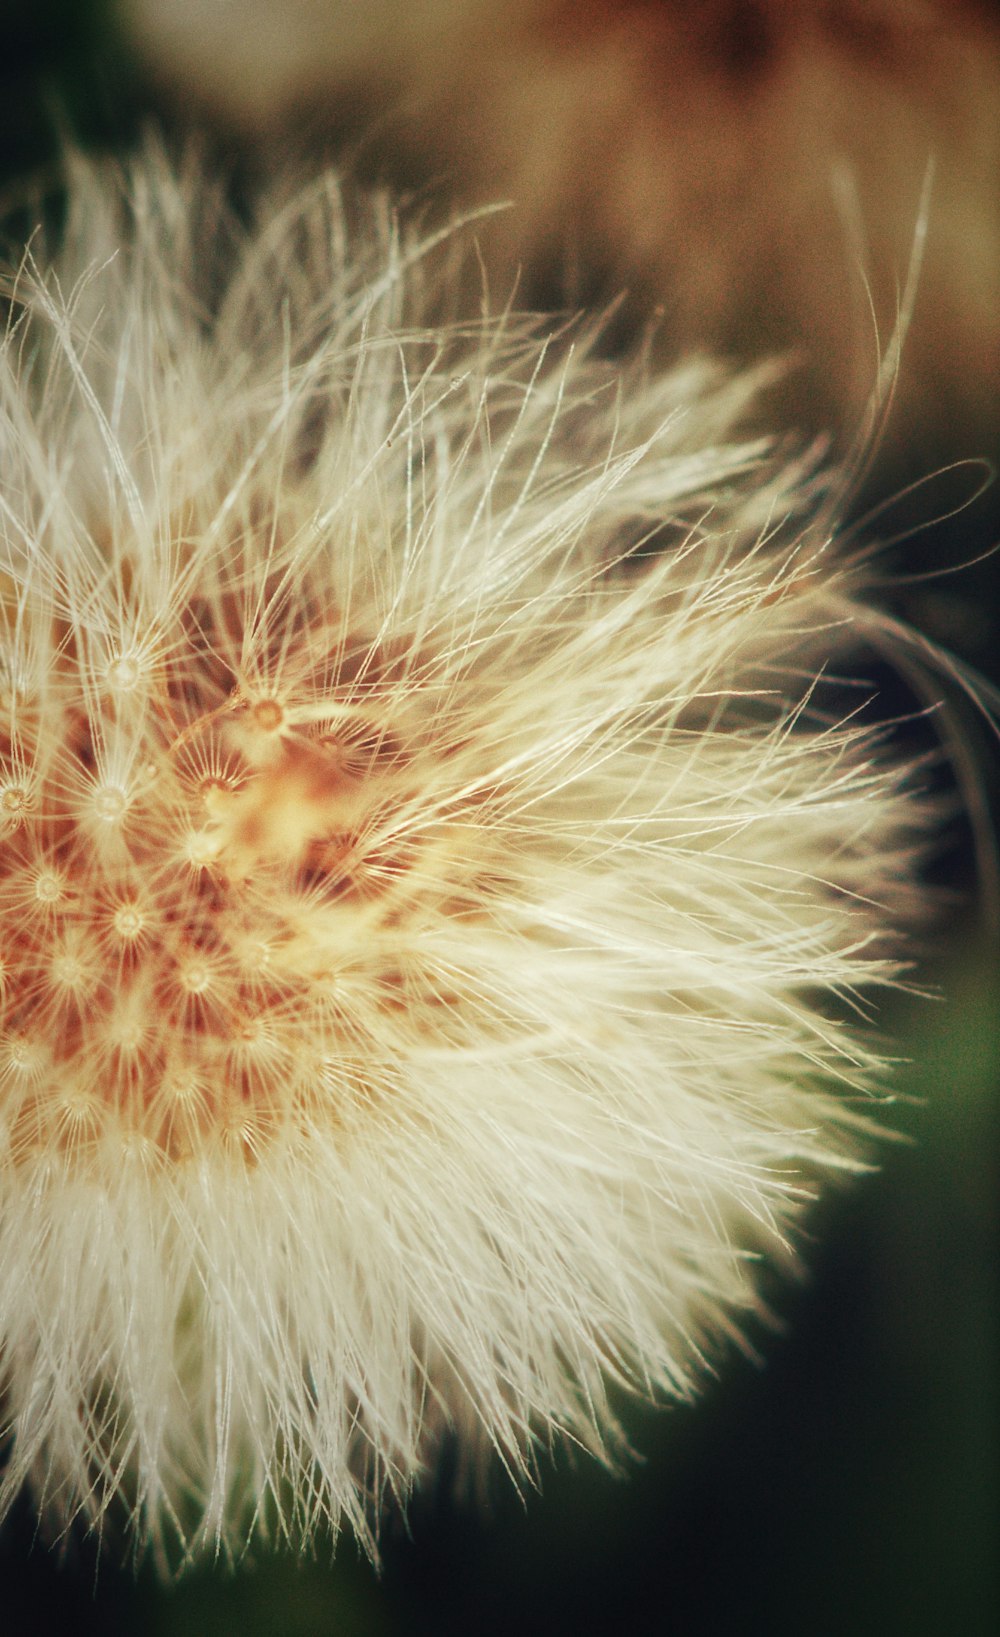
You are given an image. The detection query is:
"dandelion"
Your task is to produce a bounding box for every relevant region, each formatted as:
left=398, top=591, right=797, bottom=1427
left=0, top=147, right=928, bottom=1569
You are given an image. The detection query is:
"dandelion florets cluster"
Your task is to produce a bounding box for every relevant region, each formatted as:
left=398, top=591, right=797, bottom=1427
left=0, top=149, right=926, bottom=1567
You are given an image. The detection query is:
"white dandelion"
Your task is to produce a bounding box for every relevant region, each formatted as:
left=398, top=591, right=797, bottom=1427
left=1, top=146, right=928, bottom=1569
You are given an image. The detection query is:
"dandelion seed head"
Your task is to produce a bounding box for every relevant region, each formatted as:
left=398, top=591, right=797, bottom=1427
left=0, top=147, right=932, bottom=1569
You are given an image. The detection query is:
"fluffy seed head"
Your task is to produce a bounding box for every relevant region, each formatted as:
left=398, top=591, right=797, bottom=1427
left=0, top=148, right=927, bottom=1567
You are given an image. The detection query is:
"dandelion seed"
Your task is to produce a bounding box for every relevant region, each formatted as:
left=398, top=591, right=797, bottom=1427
left=0, top=147, right=931, bottom=1570
left=123, top=0, right=1000, bottom=446
left=32, top=870, right=66, bottom=907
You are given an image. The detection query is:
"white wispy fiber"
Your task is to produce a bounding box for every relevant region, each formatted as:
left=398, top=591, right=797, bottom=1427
left=0, top=148, right=928, bottom=1569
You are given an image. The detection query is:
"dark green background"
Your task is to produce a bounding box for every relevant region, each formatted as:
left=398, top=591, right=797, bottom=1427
left=1, top=5, right=996, bottom=1631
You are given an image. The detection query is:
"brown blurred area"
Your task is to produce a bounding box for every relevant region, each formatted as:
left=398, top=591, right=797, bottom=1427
left=122, top=1, right=999, bottom=455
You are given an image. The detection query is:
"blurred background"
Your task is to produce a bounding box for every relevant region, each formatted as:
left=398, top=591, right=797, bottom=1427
left=1, top=2, right=996, bottom=1631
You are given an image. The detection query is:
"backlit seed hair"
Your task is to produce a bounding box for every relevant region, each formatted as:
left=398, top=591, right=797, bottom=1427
left=0, top=146, right=929, bottom=1569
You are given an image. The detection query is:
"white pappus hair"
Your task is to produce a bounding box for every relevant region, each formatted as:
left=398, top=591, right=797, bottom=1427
left=0, top=147, right=929, bottom=1569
